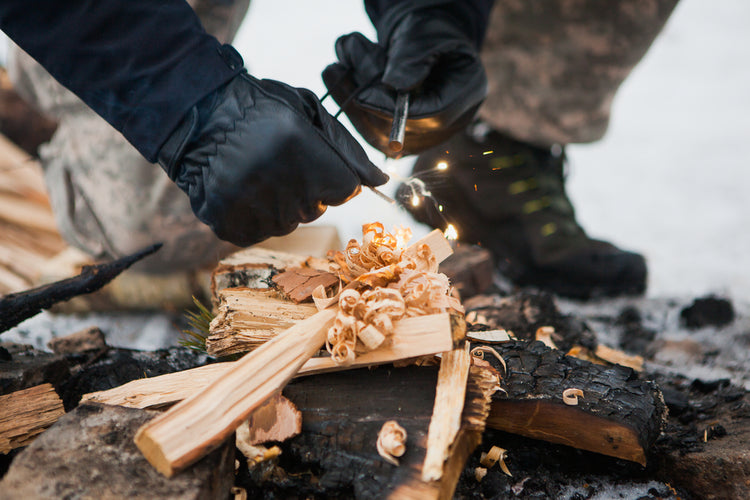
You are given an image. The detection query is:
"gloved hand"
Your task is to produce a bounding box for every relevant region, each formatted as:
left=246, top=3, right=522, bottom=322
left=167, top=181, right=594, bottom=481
left=158, top=69, right=388, bottom=247
left=322, top=5, right=487, bottom=157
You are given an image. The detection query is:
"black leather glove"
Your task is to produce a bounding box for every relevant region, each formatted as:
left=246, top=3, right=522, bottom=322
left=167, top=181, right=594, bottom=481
left=322, top=4, right=487, bottom=157
left=158, top=67, right=388, bottom=247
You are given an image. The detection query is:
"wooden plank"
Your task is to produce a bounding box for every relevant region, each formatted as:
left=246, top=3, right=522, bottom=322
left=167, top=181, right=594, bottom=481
left=421, top=343, right=471, bottom=482
left=0, top=383, right=65, bottom=453
left=134, top=308, right=338, bottom=477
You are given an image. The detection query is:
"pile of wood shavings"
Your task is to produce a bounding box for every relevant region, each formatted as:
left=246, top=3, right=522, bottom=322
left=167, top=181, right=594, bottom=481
left=326, top=223, right=462, bottom=365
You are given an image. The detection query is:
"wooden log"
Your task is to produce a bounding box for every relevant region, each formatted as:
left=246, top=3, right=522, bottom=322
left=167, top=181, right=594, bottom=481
left=83, top=313, right=455, bottom=409
left=249, top=364, right=497, bottom=500
left=211, top=247, right=330, bottom=299
left=438, top=243, right=494, bottom=299
left=480, top=340, right=667, bottom=465
left=0, top=383, right=65, bottom=453
left=134, top=307, right=338, bottom=477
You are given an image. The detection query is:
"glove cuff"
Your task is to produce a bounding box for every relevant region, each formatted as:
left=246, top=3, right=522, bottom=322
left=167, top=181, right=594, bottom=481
left=157, top=106, right=200, bottom=181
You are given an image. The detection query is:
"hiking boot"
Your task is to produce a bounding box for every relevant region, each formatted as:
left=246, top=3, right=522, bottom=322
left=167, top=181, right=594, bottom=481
left=396, top=121, right=647, bottom=299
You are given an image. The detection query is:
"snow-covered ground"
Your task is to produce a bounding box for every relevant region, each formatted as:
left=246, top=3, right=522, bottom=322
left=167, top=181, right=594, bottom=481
left=235, top=0, right=750, bottom=302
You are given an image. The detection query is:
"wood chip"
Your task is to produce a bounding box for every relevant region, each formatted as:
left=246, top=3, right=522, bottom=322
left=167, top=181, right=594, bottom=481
left=466, top=329, right=511, bottom=343
left=376, top=420, right=407, bottom=466
left=474, top=467, right=488, bottom=482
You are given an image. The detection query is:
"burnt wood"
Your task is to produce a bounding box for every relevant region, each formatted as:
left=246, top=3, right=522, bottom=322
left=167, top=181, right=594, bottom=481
left=238, top=364, right=496, bottom=500
left=0, top=243, right=161, bottom=333
left=481, top=340, right=667, bottom=465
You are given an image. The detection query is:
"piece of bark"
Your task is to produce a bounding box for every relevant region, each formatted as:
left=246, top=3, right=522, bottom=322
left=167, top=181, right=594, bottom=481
left=251, top=364, right=497, bottom=500
left=438, top=243, right=494, bottom=299
left=271, top=267, right=338, bottom=303
left=0, top=243, right=162, bottom=333
left=0, top=404, right=235, bottom=500
left=84, top=313, right=455, bottom=409
left=135, top=307, right=338, bottom=477
left=207, top=288, right=317, bottom=357
left=481, top=340, right=667, bottom=465
left=422, top=343, right=472, bottom=481
left=241, top=394, right=302, bottom=445
left=0, top=383, right=65, bottom=453
left=47, top=326, right=107, bottom=355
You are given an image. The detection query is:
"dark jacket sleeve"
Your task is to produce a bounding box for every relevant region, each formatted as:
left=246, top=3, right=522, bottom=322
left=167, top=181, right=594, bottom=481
left=0, top=0, right=243, bottom=162
left=364, top=0, right=494, bottom=48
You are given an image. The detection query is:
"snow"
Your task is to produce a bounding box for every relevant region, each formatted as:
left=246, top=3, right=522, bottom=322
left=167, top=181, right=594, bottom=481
left=234, top=0, right=750, bottom=302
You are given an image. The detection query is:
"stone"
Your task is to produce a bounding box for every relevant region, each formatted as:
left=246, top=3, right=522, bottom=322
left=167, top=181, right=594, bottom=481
left=0, top=403, right=235, bottom=500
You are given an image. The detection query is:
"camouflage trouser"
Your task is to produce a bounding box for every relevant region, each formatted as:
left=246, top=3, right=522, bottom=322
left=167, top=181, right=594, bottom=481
left=479, top=0, right=679, bottom=146
left=6, top=0, right=250, bottom=274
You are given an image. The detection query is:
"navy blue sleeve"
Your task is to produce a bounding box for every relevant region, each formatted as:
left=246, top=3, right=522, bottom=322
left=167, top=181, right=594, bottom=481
left=364, top=0, right=494, bottom=48
left=0, top=0, right=243, bottom=162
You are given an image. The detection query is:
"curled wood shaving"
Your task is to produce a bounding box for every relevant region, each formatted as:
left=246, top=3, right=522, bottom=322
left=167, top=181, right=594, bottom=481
left=480, top=446, right=512, bottom=477
left=377, top=420, right=407, bottom=466
left=562, top=388, right=584, bottom=406
left=535, top=326, right=558, bottom=349
left=326, top=224, right=463, bottom=365
left=311, top=283, right=341, bottom=311
left=470, top=346, right=507, bottom=376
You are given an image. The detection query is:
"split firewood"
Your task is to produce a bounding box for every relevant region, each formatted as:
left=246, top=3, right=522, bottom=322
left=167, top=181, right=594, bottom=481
left=0, top=140, right=67, bottom=295
left=422, top=342, right=473, bottom=482
left=0, top=383, right=65, bottom=453
left=84, top=313, right=454, bottom=409
left=134, top=307, right=337, bottom=477
left=211, top=246, right=330, bottom=299
left=207, top=289, right=317, bottom=357
left=479, top=340, right=667, bottom=465
left=135, top=225, right=459, bottom=476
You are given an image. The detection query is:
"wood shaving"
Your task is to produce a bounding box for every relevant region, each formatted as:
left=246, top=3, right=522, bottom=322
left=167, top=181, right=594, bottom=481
left=470, top=346, right=507, bottom=376
left=480, top=446, right=512, bottom=477
left=562, top=388, right=584, bottom=405
left=326, top=224, right=463, bottom=365
left=466, top=329, right=511, bottom=344
left=231, top=487, right=248, bottom=500
left=534, top=326, right=558, bottom=349
left=377, top=420, right=407, bottom=466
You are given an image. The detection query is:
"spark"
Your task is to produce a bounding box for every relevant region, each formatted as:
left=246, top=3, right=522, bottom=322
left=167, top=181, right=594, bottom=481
left=411, top=194, right=421, bottom=207
left=438, top=204, right=443, bottom=212
left=482, top=150, right=494, bottom=156
left=474, top=184, right=478, bottom=192
left=444, top=224, right=459, bottom=241
left=436, top=161, right=448, bottom=171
